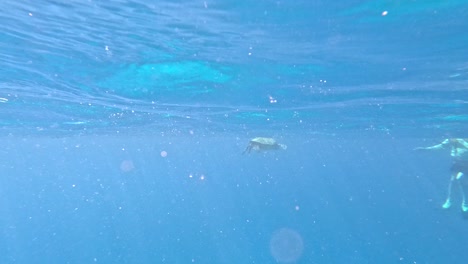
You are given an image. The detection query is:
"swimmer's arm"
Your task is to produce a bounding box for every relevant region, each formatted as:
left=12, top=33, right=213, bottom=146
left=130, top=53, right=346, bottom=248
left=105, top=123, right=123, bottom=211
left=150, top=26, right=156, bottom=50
left=414, top=139, right=449, bottom=151
left=459, top=139, right=468, bottom=149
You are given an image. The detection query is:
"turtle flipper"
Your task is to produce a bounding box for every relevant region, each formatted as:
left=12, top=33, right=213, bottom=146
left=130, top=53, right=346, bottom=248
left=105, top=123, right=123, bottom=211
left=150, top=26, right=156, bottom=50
left=242, top=144, right=252, bottom=155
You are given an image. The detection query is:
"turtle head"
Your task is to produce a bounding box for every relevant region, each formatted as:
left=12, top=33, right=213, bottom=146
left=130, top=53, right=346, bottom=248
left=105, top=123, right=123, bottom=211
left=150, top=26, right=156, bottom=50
left=278, top=144, right=287, bottom=150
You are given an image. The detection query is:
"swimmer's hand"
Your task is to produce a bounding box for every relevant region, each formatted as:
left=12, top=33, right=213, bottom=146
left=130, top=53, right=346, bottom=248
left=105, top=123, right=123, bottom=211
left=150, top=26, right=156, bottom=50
left=413, top=147, right=428, bottom=151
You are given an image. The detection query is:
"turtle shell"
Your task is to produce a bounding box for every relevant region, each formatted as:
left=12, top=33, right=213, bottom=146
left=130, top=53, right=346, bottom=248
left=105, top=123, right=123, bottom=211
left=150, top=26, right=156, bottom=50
left=250, top=137, right=277, bottom=146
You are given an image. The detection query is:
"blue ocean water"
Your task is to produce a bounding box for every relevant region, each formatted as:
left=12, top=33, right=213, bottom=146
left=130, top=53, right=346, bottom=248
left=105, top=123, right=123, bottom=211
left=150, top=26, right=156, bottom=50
left=1, top=0, right=468, bottom=263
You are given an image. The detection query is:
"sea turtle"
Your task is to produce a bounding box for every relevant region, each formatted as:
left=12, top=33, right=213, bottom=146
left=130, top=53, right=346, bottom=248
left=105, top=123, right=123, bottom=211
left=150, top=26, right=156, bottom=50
left=242, top=137, right=287, bottom=154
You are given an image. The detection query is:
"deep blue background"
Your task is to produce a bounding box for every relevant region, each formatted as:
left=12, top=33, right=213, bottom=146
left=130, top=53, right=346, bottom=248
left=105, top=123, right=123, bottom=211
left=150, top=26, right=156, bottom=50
left=0, top=135, right=467, bottom=263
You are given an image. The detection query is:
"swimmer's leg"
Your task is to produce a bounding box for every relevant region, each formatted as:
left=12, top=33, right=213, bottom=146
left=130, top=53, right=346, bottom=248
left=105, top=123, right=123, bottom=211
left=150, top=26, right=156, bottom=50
left=443, top=174, right=456, bottom=209
left=456, top=172, right=468, bottom=212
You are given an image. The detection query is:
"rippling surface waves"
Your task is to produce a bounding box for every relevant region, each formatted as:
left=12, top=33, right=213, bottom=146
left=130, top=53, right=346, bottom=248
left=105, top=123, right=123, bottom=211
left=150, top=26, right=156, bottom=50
left=1, top=0, right=467, bottom=137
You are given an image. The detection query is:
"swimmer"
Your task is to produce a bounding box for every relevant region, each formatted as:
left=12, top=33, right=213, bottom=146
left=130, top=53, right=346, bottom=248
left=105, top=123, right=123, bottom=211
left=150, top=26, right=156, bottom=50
left=415, top=138, right=468, bottom=212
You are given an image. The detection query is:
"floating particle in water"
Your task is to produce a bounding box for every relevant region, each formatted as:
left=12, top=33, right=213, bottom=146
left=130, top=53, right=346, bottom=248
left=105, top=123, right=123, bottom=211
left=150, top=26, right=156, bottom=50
left=269, top=95, right=277, bottom=104
left=120, top=160, right=134, bottom=172
left=382, top=10, right=388, bottom=16
left=270, top=228, right=304, bottom=263
left=160, top=151, right=168, bottom=158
